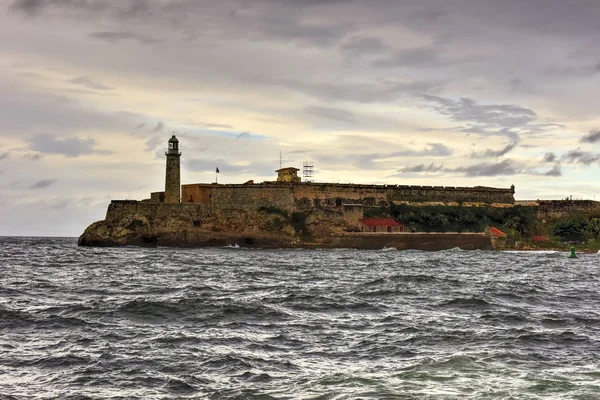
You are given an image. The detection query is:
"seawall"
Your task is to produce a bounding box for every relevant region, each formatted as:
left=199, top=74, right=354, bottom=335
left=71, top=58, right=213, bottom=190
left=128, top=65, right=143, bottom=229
left=328, top=232, right=492, bottom=251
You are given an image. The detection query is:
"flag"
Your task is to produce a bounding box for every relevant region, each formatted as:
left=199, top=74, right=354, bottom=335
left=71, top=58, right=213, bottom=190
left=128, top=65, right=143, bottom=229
left=216, top=167, right=220, bottom=173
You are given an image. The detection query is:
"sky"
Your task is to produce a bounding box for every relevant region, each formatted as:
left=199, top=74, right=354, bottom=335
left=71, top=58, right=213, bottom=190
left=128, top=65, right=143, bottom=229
left=0, top=0, right=599, bottom=236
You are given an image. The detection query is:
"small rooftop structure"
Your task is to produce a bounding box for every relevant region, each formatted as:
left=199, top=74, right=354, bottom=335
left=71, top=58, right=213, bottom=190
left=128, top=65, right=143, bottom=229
left=359, top=218, right=405, bottom=233
left=360, top=218, right=401, bottom=227
left=489, top=227, right=506, bottom=236
left=276, top=167, right=301, bottom=183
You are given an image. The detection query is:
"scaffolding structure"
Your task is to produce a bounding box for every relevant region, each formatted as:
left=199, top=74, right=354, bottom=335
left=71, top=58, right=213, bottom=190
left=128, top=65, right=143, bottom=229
left=303, top=161, right=314, bottom=182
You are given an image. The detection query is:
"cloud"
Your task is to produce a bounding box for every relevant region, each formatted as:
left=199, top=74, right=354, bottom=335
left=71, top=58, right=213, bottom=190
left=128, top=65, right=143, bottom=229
left=236, top=132, right=250, bottom=139
left=304, top=106, right=355, bottom=123
left=421, top=95, right=537, bottom=129
left=543, top=152, right=557, bottom=163
left=339, top=35, right=387, bottom=58
left=9, top=0, right=144, bottom=17
left=0, top=83, right=137, bottom=136
left=397, top=142, right=452, bottom=157
left=152, top=121, right=164, bottom=133
left=30, top=179, right=56, bottom=189
left=399, top=162, right=444, bottom=173
left=419, top=95, right=563, bottom=142
left=543, top=165, right=562, bottom=177
left=471, top=142, right=517, bottom=158
left=561, top=149, right=600, bottom=165
left=88, top=31, right=160, bottom=45
left=68, top=76, right=113, bottom=91
left=274, top=77, right=443, bottom=103
left=315, top=141, right=453, bottom=171
left=580, top=128, right=600, bottom=143
left=144, top=136, right=163, bottom=152
left=450, top=159, right=522, bottom=177
left=28, top=135, right=110, bottom=157
left=373, top=45, right=441, bottom=68
left=203, top=122, right=233, bottom=129
left=0, top=152, right=9, bottom=161
left=23, top=153, right=43, bottom=160
left=184, top=158, right=275, bottom=177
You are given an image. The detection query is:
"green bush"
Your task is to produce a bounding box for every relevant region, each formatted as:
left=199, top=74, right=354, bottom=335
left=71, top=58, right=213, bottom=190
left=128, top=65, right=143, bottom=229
left=270, top=217, right=285, bottom=231
left=552, top=215, right=590, bottom=244
left=390, top=204, right=539, bottom=235
left=258, top=206, right=289, bottom=218
left=126, top=219, right=147, bottom=231
left=291, top=212, right=307, bottom=234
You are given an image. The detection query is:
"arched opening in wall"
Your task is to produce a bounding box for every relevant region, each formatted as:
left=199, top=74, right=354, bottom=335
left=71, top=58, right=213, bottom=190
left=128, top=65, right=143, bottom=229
left=298, top=197, right=312, bottom=208
left=336, top=198, right=342, bottom=207
left=387, top=226, right=392, bottom=233
left=314, top=198, right=321, bottom=207
left=372, top=226, right=376, bottom=232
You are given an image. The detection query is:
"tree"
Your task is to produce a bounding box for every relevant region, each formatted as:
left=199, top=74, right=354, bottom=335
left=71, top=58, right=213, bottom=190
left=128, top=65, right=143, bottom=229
left=589, top=218, right=600, bottom=241
left=552, top=215, right=590, bottom=244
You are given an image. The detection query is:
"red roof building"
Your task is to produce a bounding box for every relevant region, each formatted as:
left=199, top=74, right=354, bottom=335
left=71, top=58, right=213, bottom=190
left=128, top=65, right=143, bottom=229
left=489, top=227, right=506, bottom=236
left=359, top=218, right=405, bottom=233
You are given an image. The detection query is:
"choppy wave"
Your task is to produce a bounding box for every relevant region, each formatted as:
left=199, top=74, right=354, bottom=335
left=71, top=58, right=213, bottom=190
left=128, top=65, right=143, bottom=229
left=1, top=236, right=600, bottom=399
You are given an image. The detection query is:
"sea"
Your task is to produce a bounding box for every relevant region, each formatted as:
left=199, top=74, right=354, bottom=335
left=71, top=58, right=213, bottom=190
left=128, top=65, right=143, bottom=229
left=1, top=237, right=599, bottom=399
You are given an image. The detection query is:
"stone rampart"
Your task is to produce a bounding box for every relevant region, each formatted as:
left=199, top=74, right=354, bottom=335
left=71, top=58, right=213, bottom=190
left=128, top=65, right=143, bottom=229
left=538, top=200, right=600, bottom=220
left=106, top=200, right=212, bottom=223
left=182, top=182, right=515, bottom=211
left=295, top=183, right=514, bottom=207
left=181, top=184, right=296, bottom=211
left=329, top=232, right=492, bottom=251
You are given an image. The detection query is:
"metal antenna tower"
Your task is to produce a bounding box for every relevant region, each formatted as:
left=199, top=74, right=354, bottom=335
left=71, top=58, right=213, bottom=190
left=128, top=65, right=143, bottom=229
left=303, top=160, right=314, bottom=182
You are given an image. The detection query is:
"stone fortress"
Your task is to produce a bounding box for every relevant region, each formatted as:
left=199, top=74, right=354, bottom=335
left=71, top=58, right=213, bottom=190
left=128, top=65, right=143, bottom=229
left=150, top=135, right=516, bottom=215
left=79, top=135, right=560, bottom=249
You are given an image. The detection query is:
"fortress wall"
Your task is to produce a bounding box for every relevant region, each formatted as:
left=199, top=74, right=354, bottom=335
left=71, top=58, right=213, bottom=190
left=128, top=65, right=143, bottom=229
left=293, top=183, right=514, bottom=206
left=387, top=186, right=514, bottom=204
left=212, top=186, right=295, bottom=211
left=180, top=182, right=514, bottom=212
left=538, top=200, right=600, bottom=219
left=181, top=184, right=296, bottom=211
left=107, top=200, right=212, bottom=223
left=294, top=184, right=388, bottom=207
left=181, top=185, right=212, bottom=204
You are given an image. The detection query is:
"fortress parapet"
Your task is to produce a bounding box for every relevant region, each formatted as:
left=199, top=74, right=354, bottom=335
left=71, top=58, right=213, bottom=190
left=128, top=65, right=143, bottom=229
left=180, top=181, right=515, bottom=211
left=146, top=136, right=515, bottom=210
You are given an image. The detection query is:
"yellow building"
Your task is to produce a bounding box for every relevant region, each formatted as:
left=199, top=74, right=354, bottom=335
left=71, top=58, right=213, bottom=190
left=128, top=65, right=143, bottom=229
left=276, top=167, right=301, bottom=183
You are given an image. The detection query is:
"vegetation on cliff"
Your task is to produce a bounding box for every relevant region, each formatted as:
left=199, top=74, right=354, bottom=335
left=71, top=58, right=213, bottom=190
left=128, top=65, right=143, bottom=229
left=257, top=206, right=309, bottom=237
left=365, top=204, right=539, bottom=236
left=551, top=215, right=600, bottom=244
left=365, top=203, right=600, bottom=250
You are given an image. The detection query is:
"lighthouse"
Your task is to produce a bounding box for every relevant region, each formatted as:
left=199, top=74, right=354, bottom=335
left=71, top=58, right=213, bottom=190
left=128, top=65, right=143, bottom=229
left=164, top=135, right=181, bottom=203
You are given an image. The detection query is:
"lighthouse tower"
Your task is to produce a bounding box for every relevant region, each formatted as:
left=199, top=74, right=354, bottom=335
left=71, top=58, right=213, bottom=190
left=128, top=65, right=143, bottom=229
left=164, top=135, right=181, bottom=203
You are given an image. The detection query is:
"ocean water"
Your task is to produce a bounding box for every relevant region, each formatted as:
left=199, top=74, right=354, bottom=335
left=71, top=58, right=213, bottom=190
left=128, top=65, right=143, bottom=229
left=1, top=237, right=600, bottom=399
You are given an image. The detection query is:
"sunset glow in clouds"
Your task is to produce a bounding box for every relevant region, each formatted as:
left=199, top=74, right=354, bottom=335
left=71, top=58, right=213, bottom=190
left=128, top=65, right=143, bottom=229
left=0, top=0, right=599, bottom=235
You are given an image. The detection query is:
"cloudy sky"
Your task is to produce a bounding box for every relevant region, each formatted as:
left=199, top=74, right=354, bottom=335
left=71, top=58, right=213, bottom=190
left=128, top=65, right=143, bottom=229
left=1, top=0, right=599, bottom=236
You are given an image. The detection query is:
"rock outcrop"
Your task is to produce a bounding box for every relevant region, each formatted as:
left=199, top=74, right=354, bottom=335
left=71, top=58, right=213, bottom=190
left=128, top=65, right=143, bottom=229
left=78, top=200, right=495, bottom=250
left=78, top=200, right=341, bottom=248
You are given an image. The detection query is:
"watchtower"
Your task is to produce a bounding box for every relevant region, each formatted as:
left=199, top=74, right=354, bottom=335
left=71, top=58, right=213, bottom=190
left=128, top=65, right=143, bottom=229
left=276, top=167, right=301, bottom=183
left=165, top=135, right=181, bottom=203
